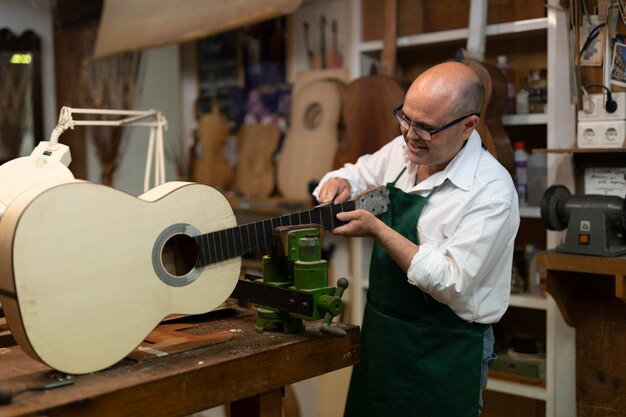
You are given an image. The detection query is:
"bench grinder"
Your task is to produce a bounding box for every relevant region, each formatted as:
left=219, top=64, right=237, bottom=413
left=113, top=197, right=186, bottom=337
left=540, top=185, right=626, bottom=256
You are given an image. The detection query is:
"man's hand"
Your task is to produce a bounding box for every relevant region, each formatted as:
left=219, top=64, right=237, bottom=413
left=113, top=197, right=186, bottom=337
left=332, top=209, right=384, bottom=238
left=317, top=178, right=352, bottom=204
left=334, top=209, right=420, bottom=273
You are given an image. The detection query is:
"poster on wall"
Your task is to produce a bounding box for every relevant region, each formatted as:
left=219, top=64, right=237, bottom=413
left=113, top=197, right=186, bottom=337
left=290, top=0, right=350, bottom=78
left=610, top=41, right=626, bottom=87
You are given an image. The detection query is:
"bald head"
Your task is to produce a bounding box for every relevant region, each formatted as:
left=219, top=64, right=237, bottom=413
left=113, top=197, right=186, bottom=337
left=405, top=62, right=484, bottom=119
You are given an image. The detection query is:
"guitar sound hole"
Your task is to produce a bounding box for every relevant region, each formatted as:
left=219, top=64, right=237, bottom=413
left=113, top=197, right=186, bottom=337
left=304, top=102, right=323, bottom=129
left=161, top=234, right=199, bottom=277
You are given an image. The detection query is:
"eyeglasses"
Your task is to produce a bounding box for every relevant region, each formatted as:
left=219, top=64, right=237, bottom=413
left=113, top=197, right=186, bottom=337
left=393, top=104, right=479, bottom=141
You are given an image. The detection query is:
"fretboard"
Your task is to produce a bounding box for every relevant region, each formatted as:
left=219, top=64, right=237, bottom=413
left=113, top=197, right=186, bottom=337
left=194, top=200, right=356, bottom=267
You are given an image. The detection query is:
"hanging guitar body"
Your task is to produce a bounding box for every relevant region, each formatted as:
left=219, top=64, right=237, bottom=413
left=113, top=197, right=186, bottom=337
left=333, top=0, right=405, bottom=169
left=459, top=1, right=515, bottom=177
left=462, top=60, right=515, bottom=178
left=234, top=123, right=280, bottom=197
left=190, top=96, right=233, bottom=189
left=277, top=78, right=344, bottom=200
left=334, top=75, right=404, bottom=168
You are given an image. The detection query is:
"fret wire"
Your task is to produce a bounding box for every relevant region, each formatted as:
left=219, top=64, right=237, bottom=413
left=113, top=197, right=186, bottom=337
left=206, top=234, right=211, bottom=264
left=253, top=222, right=259, bottom=252
left=238, top=227, right=244, bottom=255
left=241, top=225, right=248, bottom=255
left=228, top=228, right=234, bottom=258
left=205, top=233, right=212, bottom=264
left=263, top=219, right=272, bottom=248
left=307, top=209, right=312, bottom=224
left=311, top=207, right=320, bottom=225
left=199, top=234, right=207, bottom=266
left=196, top=236, right=203, bottom=266
left=322, top=205, right=332, bottom=229
left=218, top=230, right=225, bottom=261
left=231, top=228, right=237, bottom=257
left=246, top=224, right=251, bottom=253
left=210, top=232, right=216, bottom=262
left=332, top=203, right=343, bottom=228
left=254, top=222, right=263, bottom=251
left=218, top=230, right=225, bottom=260
left=217, top=231, right=223, bottom=262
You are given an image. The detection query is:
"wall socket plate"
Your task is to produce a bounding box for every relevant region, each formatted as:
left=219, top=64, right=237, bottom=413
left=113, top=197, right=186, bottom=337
left=577, top=120, right=626, bottom=148
left=578, top=92, right=626, bottom=121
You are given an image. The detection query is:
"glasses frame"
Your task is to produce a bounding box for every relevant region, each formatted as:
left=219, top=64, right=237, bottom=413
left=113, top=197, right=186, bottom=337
left=393, top=104, right=480, bottom=141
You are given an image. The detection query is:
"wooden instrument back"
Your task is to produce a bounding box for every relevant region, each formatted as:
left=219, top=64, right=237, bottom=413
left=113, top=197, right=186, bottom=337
left=463, top=59, right=515, bottom=177
left=460, top=0, right=515, bottom=177
left=277, top=78, right=344, bottom=200
left=190, top=96, right=233, bottom=188
left=333, top=0, right=405, bottom=168
left=234, top=123, right=281, bottom=197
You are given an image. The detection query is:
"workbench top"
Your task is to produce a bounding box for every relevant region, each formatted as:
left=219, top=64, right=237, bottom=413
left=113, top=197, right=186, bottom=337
left=0, top=307, right=360, bottom=417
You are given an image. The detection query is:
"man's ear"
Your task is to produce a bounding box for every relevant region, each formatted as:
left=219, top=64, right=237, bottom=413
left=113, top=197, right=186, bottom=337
left=462, top=115, right=479, bottom=138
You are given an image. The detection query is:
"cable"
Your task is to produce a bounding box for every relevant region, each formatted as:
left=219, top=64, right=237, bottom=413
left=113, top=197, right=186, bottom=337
left=584, top=83, right=618, bottom=113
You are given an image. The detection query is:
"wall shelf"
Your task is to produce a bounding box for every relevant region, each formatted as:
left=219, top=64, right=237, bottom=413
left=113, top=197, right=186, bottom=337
left=358, top=17, right=548, bottom=53
left=502, top=113, right=548, bottom=126
left=487, top=377, right=547, bottom=401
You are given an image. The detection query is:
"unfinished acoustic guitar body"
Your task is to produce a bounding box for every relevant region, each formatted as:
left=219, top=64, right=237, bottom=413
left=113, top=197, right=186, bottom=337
left=235, top=123, right=280, bottom=197
left=277, top=79, right=344, bottom=200
left=190, top=97, right=233, bottom=189
left=333, top=0, right=405, bottom=168
left=334, top=75, right=404, bottom=168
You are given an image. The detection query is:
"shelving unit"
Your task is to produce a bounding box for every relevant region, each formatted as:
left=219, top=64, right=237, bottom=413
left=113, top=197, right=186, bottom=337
left=347, top=1, right=576, bottom=416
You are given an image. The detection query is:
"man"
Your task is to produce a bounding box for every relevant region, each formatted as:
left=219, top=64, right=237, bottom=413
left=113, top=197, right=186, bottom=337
left=313, top=61, right=520, bottom=417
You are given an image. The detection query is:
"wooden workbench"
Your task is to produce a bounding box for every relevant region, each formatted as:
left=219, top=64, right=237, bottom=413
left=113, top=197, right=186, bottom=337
left=536, top=250, right=626, bottom=417
left=0, top=307, right=360, bottom=417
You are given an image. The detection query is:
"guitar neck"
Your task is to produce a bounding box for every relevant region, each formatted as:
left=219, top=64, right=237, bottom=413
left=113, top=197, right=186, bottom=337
left=195, top=200, right=356, bottom=267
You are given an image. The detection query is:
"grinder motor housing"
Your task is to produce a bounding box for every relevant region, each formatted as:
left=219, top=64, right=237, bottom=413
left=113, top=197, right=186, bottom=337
left=540, top=185, right=626, bottom=256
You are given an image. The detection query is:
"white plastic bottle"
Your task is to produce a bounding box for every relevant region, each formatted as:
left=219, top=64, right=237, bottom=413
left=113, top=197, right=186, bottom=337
left=514, top=141, right=528, bottom=206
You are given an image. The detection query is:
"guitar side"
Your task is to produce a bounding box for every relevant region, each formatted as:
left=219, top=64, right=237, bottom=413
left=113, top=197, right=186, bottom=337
left=0, top=180, right=240, bottom=374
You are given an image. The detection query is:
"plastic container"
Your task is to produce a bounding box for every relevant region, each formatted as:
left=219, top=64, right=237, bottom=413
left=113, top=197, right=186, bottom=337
left=514, top=141, right=528, bottom=206
left=497, top=55, right=517, bottom=114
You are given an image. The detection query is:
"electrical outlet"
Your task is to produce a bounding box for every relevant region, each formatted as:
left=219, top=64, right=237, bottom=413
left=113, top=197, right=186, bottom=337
left=578, top=120, right=626, bottom=148
left=578, top=92, right=626, bottom=121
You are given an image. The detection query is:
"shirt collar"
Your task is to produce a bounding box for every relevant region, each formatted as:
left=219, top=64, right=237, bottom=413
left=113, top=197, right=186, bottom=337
left=401, top=130, right=483, bottom=191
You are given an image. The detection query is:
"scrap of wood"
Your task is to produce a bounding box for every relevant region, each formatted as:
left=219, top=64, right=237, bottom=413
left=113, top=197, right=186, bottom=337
left=127, top=323, right=233, bottom=362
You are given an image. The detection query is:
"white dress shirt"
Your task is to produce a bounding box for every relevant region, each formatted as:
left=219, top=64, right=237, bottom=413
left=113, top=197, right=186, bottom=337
left=313, top=131, right=520, bottom=324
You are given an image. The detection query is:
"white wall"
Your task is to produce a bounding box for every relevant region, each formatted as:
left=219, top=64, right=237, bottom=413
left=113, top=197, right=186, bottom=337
left=0, top=0, right=56, bottom=137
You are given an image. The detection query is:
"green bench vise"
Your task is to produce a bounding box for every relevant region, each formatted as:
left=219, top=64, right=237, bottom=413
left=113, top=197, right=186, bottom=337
left=231, top=224, right=349, bottom=336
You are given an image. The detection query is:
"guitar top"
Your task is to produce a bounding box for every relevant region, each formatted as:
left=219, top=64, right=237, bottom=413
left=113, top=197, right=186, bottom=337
left=0, top=180, right=389, bottom=374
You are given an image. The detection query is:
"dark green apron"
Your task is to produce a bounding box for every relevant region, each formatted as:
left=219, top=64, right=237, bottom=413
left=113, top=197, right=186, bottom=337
left=344, top=168, right=487, bottom=417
